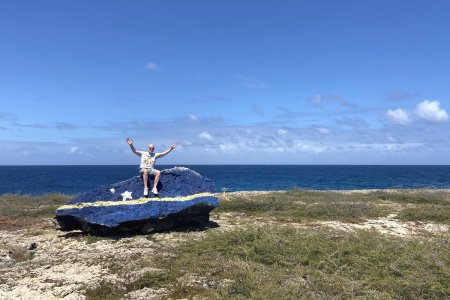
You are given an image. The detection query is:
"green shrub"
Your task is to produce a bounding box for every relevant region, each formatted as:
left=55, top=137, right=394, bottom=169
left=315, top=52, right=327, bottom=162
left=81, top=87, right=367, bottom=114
left=369, top=190, right=450, bottom=205
left=397, top=204, right=450, bottom=224
left=218, top=191, right=390, bottom=222
left=148, top=226, right=450, bottom=299
left=0, top=193, right=72, bottom=218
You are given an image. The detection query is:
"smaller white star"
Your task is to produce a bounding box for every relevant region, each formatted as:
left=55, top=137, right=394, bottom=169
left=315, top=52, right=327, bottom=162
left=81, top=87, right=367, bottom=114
left=110, top=188, right=115, bottom=194
left=121, top=191, right=133, bottom=201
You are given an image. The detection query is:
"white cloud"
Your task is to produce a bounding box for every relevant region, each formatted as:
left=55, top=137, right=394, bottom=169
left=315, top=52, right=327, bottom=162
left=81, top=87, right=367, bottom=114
left=146, top=62, right=159, bottom=71
left=188, top=113, right=199, bottom=122
left=277, top=129, right=287, bottom=135
left=199, top=131, right=213, bottom=141
left=316, top=127, right=330, bottom=134
left=387, top=136, right=397, bottom=142
left=219, top=143, right=236, bottom=153
left=3, top=107, right=449, bottom=165
left=295, top=143, right=326, bottom=154
left=385, top=108, right=411, bottom=125
left=349, top=143, right=423, bottom=152
left=415, top=100, right=448, bottom=123
left=68, top=146, right=80, bottom=154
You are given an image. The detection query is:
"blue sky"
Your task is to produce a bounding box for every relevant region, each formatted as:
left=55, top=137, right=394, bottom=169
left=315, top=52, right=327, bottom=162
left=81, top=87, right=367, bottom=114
left=1, top=0, right=449, bottom=165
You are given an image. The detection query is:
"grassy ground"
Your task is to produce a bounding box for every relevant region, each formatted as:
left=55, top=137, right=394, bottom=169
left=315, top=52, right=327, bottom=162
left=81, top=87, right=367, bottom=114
left=0, top=193, right=71, bottom=230
left=149, top=226, right=449, bottom=299
left=217, top=189, right=450, bottom=224
left=84, top=227, right=450, bottom=300
left=84, top=190, right=450, bottom=299
left=1, top=190, right=449, bottom=299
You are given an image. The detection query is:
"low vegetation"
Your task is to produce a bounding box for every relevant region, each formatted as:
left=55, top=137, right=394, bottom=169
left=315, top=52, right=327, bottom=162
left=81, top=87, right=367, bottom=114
left=1, top=190, right=449, bottom=299
left=83, top=225, right=450, bottom=299
left=0, top=193, right=71, bottom=230
left=217, top=189, right=450, bottom=223
left=0, top=193, right=71, bottom=218
left=161, top=227, right=449, bottom=299
left=397, top=204, right=450, bottom=224
left=84, top=189, right=450, bottom=299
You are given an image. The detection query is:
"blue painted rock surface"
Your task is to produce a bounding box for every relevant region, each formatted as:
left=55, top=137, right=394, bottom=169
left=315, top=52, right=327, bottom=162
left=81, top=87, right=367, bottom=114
left=55, top=167, right=219, bottom=235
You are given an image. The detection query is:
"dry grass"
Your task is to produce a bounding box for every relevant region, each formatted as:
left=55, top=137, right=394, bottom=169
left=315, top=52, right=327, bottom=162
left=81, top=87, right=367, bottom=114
left=0, top=193, right=71, bottom=230
left=85, top=190, right=450, bottom=299
left=1, top=190, right=449, bottom=299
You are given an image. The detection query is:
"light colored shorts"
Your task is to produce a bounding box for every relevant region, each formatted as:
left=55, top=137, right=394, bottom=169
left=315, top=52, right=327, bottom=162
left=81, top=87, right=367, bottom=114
left=140, top=168, right=156, bottom=174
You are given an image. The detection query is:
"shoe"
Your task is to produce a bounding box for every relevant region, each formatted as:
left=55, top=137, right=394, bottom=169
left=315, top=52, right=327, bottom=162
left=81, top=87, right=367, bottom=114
left=144, top=187, right=148, bottom=197
left=152, top=187, right=158, bottom=195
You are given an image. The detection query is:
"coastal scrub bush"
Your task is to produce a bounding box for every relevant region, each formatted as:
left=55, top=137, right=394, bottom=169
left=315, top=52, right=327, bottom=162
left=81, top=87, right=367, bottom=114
left=397, top=204, right=450, bottom=224
left=217, top=190, right=390, bottom=222
left=84, top=268, right=184, bottom=299
left=131, top=269, right=182, bottom=289
left=84, top=280, right=122, bottom=300
left=148, top=225, right=450, bottom=299
left=0, top=193, right=71, bottom=230
left=0, top=193, right=71, bottom=219
left=370, top=190, right=450, bottom=205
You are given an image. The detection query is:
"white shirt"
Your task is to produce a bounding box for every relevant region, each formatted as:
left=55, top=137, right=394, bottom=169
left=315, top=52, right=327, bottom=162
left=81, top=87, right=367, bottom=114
left=137, top=151, right=162, bottom=169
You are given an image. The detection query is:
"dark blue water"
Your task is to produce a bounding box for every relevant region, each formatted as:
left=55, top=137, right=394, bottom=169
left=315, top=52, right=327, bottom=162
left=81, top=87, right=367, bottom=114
left=0, top=165, right=449, bottom=195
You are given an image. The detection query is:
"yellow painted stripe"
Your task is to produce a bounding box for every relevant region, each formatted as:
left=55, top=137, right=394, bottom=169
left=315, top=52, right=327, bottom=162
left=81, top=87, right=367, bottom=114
left=57, top=192, right=217, bottom=211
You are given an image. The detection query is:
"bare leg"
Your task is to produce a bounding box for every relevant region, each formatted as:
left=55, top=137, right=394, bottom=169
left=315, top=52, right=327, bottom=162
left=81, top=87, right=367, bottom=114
left=142, top=169, right=149, bottom=188
left=152, top=169, right=160, bottom=194
left=142, top=169, right=149, bottom=196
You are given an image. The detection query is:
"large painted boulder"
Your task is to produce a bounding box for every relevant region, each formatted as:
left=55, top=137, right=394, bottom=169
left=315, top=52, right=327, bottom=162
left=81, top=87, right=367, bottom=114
left=55, top=167, right=219, bottom=235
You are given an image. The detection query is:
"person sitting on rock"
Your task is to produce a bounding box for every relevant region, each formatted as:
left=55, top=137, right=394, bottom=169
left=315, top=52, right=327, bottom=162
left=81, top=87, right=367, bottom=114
left=126, top=138, right=177, bottom=197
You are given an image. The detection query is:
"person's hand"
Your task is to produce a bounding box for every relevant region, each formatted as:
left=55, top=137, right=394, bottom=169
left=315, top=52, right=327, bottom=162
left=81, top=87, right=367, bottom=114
left=126, top=138, right=133, bottom=145
left=170, top=143, right=177, bottom=150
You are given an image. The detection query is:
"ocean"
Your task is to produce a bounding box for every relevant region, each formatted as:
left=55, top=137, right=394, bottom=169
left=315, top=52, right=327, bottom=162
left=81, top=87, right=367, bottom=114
left=0, top=165, right=449, bottom=195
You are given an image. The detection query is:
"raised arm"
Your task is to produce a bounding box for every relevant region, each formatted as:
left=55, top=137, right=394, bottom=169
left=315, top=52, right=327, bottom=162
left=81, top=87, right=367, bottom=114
left=157, top=143, right=177, bottom=158
left=126, top=138, right=141, bottom=157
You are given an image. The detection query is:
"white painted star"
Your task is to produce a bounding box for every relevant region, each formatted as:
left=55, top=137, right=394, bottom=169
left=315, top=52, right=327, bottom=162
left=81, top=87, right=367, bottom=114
left=110, top=188, right=115, bottom=194
left=121, top=191, right=132, bottom=201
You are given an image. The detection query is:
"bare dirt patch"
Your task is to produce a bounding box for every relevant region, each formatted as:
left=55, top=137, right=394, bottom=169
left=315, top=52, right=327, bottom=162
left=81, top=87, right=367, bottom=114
left=0, top=216, right=49, bottom=231
left=321, top=214, right=449, bottom=237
